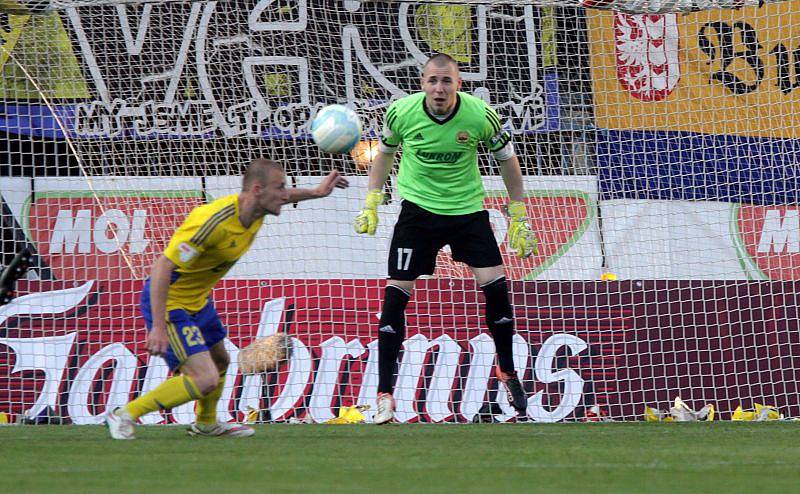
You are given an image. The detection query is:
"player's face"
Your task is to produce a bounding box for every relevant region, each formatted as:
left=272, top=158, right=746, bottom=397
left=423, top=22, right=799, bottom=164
left=421, top=63, right=462, bottom=115
left=259, top=169, right=290, bottom=216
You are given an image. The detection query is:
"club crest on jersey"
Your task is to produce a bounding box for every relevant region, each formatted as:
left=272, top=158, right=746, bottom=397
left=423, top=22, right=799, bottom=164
left=456, top=131, right=470, bottom=144
left=178, top=242, right=199, bottom=263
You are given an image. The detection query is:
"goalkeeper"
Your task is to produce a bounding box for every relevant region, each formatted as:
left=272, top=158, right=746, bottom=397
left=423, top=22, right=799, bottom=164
left=106, top=158, right=348, bottom=439
left=355, top=53, right=537, bottom=424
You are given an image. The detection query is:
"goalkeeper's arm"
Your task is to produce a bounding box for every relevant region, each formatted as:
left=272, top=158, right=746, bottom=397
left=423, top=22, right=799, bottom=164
left=354, top=151, right=395, bottom=235
left=498, top=154, right=537, bottom=258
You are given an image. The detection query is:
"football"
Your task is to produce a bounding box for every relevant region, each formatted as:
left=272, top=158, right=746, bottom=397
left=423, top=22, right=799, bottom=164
left=310, top=104, right=362, bottom=154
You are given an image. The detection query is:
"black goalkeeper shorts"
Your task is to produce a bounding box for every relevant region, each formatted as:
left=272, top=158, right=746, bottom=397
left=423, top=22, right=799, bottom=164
left=387, top=200, right=503, bottom=281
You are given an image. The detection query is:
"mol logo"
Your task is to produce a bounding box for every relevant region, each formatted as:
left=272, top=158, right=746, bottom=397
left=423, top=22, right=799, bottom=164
left=49, top=208, right=149, bottom=255
left=734, top=204, right=800, bottom=280
left=25, top=191, right=205, bottom=282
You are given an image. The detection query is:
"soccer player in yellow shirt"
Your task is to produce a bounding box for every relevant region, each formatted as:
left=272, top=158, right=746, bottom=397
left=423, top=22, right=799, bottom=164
left=106, top=158, right=348, bottom=439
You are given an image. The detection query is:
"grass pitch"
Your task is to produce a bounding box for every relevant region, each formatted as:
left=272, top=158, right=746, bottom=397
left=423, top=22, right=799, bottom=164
left=1, top=423, right=798, bottom=493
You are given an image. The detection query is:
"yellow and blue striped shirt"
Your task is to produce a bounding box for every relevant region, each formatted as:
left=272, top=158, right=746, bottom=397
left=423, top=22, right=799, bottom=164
left=162, top=194, right=263, bottom=312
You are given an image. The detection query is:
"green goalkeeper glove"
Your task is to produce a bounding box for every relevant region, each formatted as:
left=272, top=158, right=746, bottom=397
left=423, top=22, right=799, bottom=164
left=506, top=200, right=537, bottom=258
left=354, top=189, right=384, bottom=235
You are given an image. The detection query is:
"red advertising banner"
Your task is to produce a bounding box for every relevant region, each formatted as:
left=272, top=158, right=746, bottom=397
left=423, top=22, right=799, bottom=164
left=436, top=192, right=595, bottom=280
left=735, top=204, right=800, bottom=280
left=2, top=279, right=798, bottom=423
left=24, top=190, right=205, bottom=282
left=21, top=188, right=597, bottom=283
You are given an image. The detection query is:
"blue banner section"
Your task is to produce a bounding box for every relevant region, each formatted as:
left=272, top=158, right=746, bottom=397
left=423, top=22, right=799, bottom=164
left=542, top=71, right=561, bottom=132
left=597, top=129, right=800, bottom=206
left=0, top=104, right=74, bottom=138
left=0, top=76, right=561, bottom=140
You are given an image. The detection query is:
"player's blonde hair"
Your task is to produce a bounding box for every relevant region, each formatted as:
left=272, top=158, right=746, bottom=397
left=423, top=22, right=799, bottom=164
left=242, top=158, right=284, bottom=191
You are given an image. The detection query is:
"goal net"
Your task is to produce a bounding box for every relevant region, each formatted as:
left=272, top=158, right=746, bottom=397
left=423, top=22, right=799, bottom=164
left=1, top=0, right=798, bottom=425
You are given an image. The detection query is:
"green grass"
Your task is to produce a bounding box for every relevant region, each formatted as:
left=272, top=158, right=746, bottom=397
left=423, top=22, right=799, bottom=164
left=0, top=423, right=798, bottom=493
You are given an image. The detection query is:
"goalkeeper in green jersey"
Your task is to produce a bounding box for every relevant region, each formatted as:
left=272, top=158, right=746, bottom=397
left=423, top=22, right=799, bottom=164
left=354, top=53, right=537, bottom=424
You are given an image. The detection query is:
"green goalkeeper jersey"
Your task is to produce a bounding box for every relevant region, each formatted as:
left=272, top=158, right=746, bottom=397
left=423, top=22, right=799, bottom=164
left=380, top=92, right=511, bottom=215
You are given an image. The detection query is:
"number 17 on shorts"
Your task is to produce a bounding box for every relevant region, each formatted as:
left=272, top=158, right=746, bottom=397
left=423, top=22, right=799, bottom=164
left=397, top=248, right=413, bottom=271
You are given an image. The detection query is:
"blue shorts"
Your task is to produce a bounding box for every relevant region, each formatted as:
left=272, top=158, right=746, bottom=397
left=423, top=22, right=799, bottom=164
left=140, top=280, right=227, bottom=371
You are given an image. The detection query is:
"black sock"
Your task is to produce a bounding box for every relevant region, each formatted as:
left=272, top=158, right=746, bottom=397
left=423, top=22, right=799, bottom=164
left=377, top=285, right=411, bottom=394
left=481, top=277, right=516, bottom=373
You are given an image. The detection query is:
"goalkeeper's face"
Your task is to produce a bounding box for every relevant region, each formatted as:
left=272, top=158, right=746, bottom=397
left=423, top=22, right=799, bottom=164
left=421, top=63, right=462, bottom=116
left=258, top=169, right=290, bottom=216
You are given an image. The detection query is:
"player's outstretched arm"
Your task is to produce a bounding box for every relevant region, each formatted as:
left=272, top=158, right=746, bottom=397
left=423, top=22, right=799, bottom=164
left=354, top=151, right=394, bottom=235
left=498, top=155, right=538, bottom=258
left=287, top=170, right=350, bottom=203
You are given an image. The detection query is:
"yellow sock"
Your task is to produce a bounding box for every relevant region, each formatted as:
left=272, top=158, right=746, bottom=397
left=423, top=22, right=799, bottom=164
left=195, top=373, right=226, bottom=425
left=124, top=375, right=203, bottom=421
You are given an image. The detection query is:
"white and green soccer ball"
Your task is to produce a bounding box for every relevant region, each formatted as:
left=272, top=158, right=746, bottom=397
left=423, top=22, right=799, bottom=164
left=310, top=104, right=362, bottom=154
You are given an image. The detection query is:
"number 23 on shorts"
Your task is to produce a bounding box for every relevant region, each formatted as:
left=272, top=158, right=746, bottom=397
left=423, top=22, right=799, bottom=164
left=182, top=325, right=205, bottom=347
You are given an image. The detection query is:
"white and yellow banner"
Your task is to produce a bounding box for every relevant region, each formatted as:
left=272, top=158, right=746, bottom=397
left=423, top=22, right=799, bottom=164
left=588, top=2, right=800, bottom=138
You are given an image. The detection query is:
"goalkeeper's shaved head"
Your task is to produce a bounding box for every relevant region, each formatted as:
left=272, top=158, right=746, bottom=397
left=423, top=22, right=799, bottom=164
left=423, top=53, right=459, bottom=72
left=243, top=158, right=284, bottom=191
